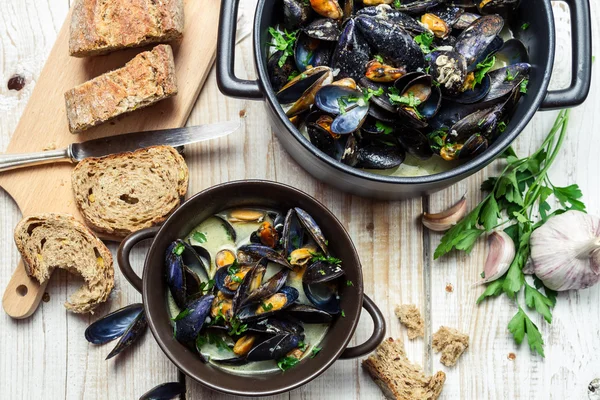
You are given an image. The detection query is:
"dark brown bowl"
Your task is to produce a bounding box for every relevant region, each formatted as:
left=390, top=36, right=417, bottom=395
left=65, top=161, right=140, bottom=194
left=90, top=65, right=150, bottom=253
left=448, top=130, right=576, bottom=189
left=117, top=180, right=385, bottom=397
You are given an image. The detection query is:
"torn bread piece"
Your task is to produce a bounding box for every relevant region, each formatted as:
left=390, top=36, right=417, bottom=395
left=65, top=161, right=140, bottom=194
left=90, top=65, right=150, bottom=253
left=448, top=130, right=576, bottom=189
left=432, top=326, right=470, bottom=367
left=395, top=304, right=425, bottom=339
left=72, top=146, right=188, bottom=238
left=362, top=337, right=445, bottom=400
left=14, top=214, right=114, bottom=313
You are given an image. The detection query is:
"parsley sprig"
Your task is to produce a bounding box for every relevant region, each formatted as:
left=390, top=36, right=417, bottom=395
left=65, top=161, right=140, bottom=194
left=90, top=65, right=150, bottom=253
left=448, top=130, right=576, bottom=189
left=473, top=54, right=496, bottom=89
left=434, top=109, right=584, bottom=357
left=414, top=32, right=435, bottom=54
left=268, top=27, right=298, bottom=68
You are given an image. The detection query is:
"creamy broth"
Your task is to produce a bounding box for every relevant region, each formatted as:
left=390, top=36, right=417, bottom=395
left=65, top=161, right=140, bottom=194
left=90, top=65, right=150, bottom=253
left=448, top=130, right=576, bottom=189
left=168, top=208, right=335, bottom=375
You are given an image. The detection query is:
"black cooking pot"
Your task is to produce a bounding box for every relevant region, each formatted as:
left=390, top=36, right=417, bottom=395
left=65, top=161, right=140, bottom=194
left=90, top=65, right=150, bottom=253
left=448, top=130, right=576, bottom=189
left=217, top=0, right=591, bottom=199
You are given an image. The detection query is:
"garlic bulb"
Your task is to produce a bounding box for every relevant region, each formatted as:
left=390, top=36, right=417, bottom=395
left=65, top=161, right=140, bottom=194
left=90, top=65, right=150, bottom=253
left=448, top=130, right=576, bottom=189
left=530, top=210, right=600, bottom=291
left=474, top=231, right=515, bottom=286
left=422, top=196, right=467, bottom=231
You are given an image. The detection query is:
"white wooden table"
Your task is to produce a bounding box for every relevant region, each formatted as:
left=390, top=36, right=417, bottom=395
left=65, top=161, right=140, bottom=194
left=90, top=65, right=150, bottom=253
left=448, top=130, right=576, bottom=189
left=1, top=1, right=598, bottom=399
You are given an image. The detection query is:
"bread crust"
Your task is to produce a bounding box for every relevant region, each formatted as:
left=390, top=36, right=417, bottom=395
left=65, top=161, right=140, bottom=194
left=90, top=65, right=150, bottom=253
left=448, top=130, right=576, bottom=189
left=72, top=145, right=188, bottom=237
left=14, top=213, right=114, bottom=314
left=69, top=0, right=184, bottom=57
left=64, top=44, right=177, bottom=133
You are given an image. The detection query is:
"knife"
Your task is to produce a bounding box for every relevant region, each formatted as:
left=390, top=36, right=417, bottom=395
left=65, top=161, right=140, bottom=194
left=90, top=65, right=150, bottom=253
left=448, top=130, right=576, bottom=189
left=0, top=121, right=239, bottom=172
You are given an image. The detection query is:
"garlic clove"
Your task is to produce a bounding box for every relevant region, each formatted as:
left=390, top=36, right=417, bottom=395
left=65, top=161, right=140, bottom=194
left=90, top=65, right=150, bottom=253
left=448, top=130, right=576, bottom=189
left=422, top=195, right=467, bottom=232
left=473, top=231, right=515, bottom=286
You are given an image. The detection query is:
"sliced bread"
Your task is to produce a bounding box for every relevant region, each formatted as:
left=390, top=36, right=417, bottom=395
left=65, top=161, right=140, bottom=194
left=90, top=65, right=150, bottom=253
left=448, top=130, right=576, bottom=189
left=64, top=44, right=178, bottom=133
left=69, top=0, right=184, bottom=57
left=14, top=213, right=114, bottom=313
left=395, top=304, right=425, bottom=339
left=72, top=146, right=188, bottom=238
left=362, top=337, right=446, bottom=400
left=432, top=326, right=469, bottom=367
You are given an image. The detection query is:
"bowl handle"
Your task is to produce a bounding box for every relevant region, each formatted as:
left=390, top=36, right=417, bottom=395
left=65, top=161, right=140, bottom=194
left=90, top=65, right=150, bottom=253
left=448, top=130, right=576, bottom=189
left=217, top=0, right=263, bottom=99
left=117, top=226, right=160, bottom=293
left=540, top=0, right=591, bottom=110
left=339, top=295, right=386, bottom=359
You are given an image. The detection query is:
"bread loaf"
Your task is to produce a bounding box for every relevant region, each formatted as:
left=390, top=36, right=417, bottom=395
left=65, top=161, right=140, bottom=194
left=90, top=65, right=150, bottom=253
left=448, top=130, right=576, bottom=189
left=14, top=214, right=114, bottom=313
left=64, top=44, right=178, bottom=133
left=362, top=337, right=446, bottom=400
left=72, top=146, right=188, bottom=238
left=69, top=0, right=184, bottom=57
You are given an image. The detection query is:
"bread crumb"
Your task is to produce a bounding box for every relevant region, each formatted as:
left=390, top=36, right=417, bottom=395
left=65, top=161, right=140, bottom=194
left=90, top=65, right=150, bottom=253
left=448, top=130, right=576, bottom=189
left=445, top=283, right=453, bottom=293
left=395, top=304, right=424, bottom=339
left=43, top=142, right=57, bottom=151
left=362, top=337, right=445, bottom=400
left=432, top=326, right=469, bottom=367
left=508, top=352, right=516, bottom=360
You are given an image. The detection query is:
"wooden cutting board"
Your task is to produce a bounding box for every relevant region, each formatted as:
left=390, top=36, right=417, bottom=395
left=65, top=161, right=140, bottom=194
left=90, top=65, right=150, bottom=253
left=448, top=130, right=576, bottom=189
left=1, top=0, right=221, bottom=319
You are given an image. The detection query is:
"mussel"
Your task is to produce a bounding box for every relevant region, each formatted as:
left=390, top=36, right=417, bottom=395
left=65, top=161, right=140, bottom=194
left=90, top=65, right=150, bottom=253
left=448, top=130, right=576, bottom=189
left=173, top=295, right=215, bottom=343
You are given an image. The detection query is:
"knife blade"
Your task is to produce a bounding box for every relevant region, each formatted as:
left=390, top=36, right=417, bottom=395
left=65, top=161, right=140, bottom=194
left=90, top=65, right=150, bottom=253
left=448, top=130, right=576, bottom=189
left=70, top=121, right=239, bottom=160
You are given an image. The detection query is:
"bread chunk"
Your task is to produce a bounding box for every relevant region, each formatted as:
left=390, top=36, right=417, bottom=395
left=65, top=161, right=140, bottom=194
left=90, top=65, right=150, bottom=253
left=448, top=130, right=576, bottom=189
left=395, top=304, right=425, bottom=339
left=72, top=146, right=188, bottom=237
left=362, top=337, right=446, bottom=400
left=69, top=0, right=184, bottom=57
left=432, top=326, right=470, bottom=367
left=14, top=214, right=114, bottom=313
left=64, top=44, right=177, bottom=133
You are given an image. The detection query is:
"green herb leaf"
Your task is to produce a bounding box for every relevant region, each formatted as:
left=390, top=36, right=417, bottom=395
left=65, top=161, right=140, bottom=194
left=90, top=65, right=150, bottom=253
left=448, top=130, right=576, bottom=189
left=508, top=307, right=545, bottom=357
left=473, top=54, right=496, bottom=88
left=277, top=356, right=300, bottom=371
left=310, top=346, right=322, bottom=358
left=261, top=302, right=274, bottom=312
left=553, top=184, right=586, bottom=211
left=520, top=79, right=529, bottom=94
left=341, top=310, right=346, bottom=317
left=288, top=70, right=300, bottom=81
left=434, top=200, right=486, bottom=258
left=298, top=341, right=307, bottom=351
left=208, top=332, right=233, bottom=352
left=414, top=32, right=435, bottom=54
left=172, top=307, right=193, bottom=322
left=375, top=120, right=394, bottom=135
left=521, top=22, right=530, bottom=30
left=476, top=278, right=505, bottom=304
left=310, top=252, right=342, bottom=265
left=228, top=316, right=248, bottom=336
left=198, top=279, right=215, bottom=294
left=393, top=0, right=403, bottom=9
left=524, top=282, right=554, bottom=323
left=172, top=242, right=185, bottom=256
left=192, top=231, right=207, bottom=243
left=268, top=27, right=298, bottom=68
left=480, top=196, right=500, bottom=231
left=374, top=54, right=384, bottom=63
left=505, top=68, right=516, bottom=82
left=346, top=280, right=354, bottom=287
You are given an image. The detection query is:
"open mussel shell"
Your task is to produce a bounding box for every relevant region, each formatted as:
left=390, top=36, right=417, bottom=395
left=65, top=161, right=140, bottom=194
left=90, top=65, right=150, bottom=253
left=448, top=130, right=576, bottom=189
left=246, top=316, right=305, bottom=336
left=174, top=295, right=214, bottom=343
left=481, top=63, right=530, bottom=104
left=238, top=244, right=293, bottom=269
left=303, top=280, right=341, bottom=315
left=358, top=78, right=397, bottom=114
left=315, top=85, right=360, bottom=114
left=232, top=264, right=266, bottom=313
left=427, top=50, right=467, bottom=96
left=105, top=310, right=147, bottom=360
left=495, top=38, right=529, bottom=65
left=307, top=120, right=341, bottom=158
left=302, top=17, right=342, bottom=41
left=287, top=304, right=334, bottom=323
left=236, top=286, right=299, bottom=322
left=396, top=127, right=434, bottom=160
left=454, top=14, right=504, bottom=68
left=294, top=33, right=332, bottom=72
left=356, top=142, right=406, bottom=170
left=459, top=133, right=489, bottom=159
left=295, top=207, right=329, bottom=255
left=331, top=18, right=371, bottom=81
left=165, top=241, right=207, bottom=309
left=360, top=115, right=394, bottom=136
left=355, top=15, right=425, bottom=72
left=246, top=333, right=302, bottom=362
left=268, top=50, right=298, bottom=93
left=214, top=264, right=250, bottom=296
left=477, top=0, right=520, bottom=15
left=243, top=269, right=290, bottom=306
left=139, top=382, right=186, bottom=400
left=368, top=103, right=400, bottom=123
left=451, top=74, right=491, bottom=104
left=85, top=303, right=144, bottom=345
left=277, top=66, right=334, bottom=117
left=283, top=0, right=313, bottom=30
left=303, top=261, right=345, bottom=284
left=332, top=103, right=369, bottom=135
left=282, top=209, right=305, bottom=257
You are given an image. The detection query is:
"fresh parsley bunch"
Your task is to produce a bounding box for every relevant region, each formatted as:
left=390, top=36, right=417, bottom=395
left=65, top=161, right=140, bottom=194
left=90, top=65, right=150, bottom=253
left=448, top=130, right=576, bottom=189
left=434, top=109, right=585, bottom=356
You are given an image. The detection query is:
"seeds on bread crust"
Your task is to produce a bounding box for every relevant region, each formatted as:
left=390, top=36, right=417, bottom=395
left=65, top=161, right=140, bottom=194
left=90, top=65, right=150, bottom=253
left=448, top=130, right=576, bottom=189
left=71, top=145, right=188, bottom=238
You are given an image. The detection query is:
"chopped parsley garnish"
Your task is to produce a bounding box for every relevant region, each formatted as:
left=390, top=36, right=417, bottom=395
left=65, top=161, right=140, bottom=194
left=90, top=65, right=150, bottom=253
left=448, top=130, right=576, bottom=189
left=520, top=79, right=529, bottom=94
left=298, top=341, right=307, bottom=351
left=346, top=280, right=354, bottom=287
left=521, top=22, right=530, bottom=30
left=207, top=332, right=233, bottom=352
left=393, top=0, right=402, bottom=9
left=198, top=279, right=215, bottom=294
left=310, top=346, right=322, bottom=358
left=287, top=70, right=300, bottom=81
left=473, top=54, right=496, bottom=89
left=172, top=307, right=193, bottom=322
left=230, top=275, right=243, bottom=284
left=192, top=231, right=207, bottom=243
left=310, top=252, right=342, bottom=265
left=337, top=97, right=348, bottom=115
left=389, top=91, right=422, bottom=108
left=318, top=269, right=326, bottom=276
left=498, top=121, right=508, bottom=133
left=341, top=310, right=346, bottom=317
left=374, top=54, right=384, bottom=63
left=227, top=261, right=240, bottom=275
left=268, top=27, right=298, bottom=68
left=375, top=120, right=394, bottom=135
left=505, top=68, right=516, bottom=81
left=414, top=32, right=435, bottom=54
left=261, top=302, right=274, bottom=312
left=172, top=242, right=185, bottom=256
left=277, top=356, right=300, bottom=371
left=228, top=316, right=248, bottom=336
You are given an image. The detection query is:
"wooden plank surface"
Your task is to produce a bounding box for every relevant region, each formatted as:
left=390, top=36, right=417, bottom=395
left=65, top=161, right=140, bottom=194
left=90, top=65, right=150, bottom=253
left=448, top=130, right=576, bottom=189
left=1, top=0, right=599, bottom=399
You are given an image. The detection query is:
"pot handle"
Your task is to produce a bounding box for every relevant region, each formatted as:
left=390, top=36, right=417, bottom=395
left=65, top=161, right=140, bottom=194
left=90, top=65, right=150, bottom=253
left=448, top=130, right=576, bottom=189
left=217, top=0, right=263, bottom=99
left=339, top=295, right=386, bottom=359
left=540, top=0, right=591, bottom=110
left=117, top=226, right=160, bottom=294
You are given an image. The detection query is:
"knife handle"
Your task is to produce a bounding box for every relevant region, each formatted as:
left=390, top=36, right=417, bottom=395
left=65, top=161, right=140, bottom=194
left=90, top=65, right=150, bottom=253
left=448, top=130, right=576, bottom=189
left=0, top=148, right=73, bottom=172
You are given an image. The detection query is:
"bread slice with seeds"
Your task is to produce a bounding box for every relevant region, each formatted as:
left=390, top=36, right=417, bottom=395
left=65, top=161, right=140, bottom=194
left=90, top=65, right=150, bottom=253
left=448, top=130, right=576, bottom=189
left=14, top=213, right=114, bottom=313
left=362, top=337, right=446, bottom=400
left=71, top=145, right=188, bottom=238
